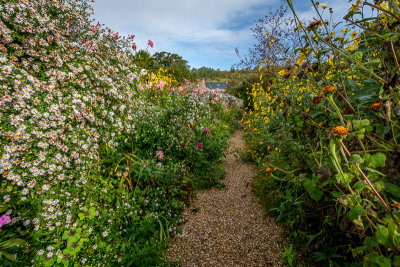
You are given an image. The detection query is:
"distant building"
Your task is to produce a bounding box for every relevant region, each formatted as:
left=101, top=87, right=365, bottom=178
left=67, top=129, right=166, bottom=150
left=204, top=81, right=228, bottom=90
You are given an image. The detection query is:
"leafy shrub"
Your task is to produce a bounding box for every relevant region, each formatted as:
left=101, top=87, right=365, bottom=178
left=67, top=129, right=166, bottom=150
left=244, top=0, right=400, bottom=265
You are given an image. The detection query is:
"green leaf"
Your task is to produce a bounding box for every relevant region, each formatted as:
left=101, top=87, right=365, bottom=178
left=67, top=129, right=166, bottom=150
left=0, top=250, right=18, bottom=261
left=350, top=154, right=364, bottom=164
left=376, top=225, right=394, bottom=249
left=363, top=237, right=379, bottom=250
left=388, top=218, right=400, bottom=250
left=89, top=207, right=96, bottom=219
left=372, top=153, right=386, bottom=167
left=354, top=181, right=366, bottom=193
left=0, top=238, right=26, bottom=249
left=348, top=204, right=367, bottom=220
left=394, top=256, right=400, bottom=267
left=303, top=179, right=323, bottom=201
left=364, top=253, right=392, bottom=267
left=385, top=183, right=400, bottom=198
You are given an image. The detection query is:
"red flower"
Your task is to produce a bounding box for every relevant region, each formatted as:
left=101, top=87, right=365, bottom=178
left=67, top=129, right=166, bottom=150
left=148, top=39, right=154, bottom=48
left=312, top=96, right=322, bottom=104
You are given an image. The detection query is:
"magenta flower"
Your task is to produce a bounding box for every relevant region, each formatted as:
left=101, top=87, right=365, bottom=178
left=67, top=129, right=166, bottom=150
left=148, top=39, right=154, bottom=48
left=0, top=214, right=10, bottom=228
left=195, top=142, right=203, bottom=149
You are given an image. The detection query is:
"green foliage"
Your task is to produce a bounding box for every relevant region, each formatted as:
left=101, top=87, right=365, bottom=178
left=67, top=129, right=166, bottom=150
left=243, top=0, right=400, bottom=265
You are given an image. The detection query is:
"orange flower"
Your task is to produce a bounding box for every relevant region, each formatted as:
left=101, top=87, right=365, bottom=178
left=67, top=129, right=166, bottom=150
left=322, top=85, right=336, bottom=93
left=282, top=72, right=291, bottom=78
left=369, top=102, right=383, bottom=110
left=332, top=126, right=348, bottom=136
left=265, top=168, right=273, bottom=173
left=307, top=21, right=323, bottom=30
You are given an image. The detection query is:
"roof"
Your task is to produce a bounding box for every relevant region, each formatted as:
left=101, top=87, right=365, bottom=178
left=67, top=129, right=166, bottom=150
left=204, top=81, right=228, bottom=90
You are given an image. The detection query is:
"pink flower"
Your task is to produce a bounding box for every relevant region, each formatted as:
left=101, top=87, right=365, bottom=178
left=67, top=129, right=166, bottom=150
left=157, top=80, right=165, bottom=90
left=130, top=34, right=135, bottom=40
left=211, top=100, right=215, bottom=104
left=148, top=39, right=154, bottom=48
left=155, top=150, right=164, bottom=160
left=195, top=142, right=203, bottom=149
left=0, top=214, right=10, bottom=228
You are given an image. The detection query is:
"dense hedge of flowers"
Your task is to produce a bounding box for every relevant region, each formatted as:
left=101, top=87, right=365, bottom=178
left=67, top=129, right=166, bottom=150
left=244, top=0, right=400, bottom=265
left=0, top=0, right=241, bottom=265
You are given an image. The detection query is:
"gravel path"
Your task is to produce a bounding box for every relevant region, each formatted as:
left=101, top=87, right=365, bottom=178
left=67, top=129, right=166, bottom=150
left=166, top=130, right=284, bottom=266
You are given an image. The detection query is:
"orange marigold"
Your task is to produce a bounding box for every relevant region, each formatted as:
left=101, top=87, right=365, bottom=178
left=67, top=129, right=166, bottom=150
left=322, top=85, right=336, bottom=93
left=332, top=126, right=348, bottom=136
left=369, top=102, right=383, bottom=110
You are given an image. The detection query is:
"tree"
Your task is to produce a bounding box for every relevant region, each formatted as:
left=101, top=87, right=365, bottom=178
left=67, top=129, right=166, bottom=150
left=233, top=5, right=300, bottom=70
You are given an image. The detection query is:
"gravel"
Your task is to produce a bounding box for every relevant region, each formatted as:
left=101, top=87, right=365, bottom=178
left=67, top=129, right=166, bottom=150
left=166, top=130, right=284, bottom=266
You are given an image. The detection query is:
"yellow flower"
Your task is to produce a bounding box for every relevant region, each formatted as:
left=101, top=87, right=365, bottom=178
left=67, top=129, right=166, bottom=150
left=321, top=4, right=328, bottom=9
left=350, top=31, right=358, bottom=38
left=296, top=52, right=307, bottom=66
left=278, top=70, right=286, bottom=76
left=342, top=28, right=350, bottom=34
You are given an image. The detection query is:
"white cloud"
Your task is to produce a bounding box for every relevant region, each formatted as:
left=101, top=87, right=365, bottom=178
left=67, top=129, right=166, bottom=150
left=91, top=0, right=359, bottom=69
left=92, top=0, right=278, bottom=69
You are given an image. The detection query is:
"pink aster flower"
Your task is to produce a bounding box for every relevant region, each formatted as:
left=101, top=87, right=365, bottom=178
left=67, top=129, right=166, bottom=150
left=148, top=39, right=154, bottom=48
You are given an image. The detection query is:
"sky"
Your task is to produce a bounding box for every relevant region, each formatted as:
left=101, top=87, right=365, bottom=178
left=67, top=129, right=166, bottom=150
left=92, top=0, right=351, bottom=70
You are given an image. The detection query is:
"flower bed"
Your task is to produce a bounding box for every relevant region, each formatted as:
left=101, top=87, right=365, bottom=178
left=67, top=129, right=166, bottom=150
left=0, top=0, right=241, bottom=265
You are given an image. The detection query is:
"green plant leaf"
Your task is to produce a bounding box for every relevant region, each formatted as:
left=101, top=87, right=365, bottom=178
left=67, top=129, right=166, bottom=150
left=348, top=204, right=367, bottom=221
left=363, top=237, right=379, bottom=250
left=303, top=179, right=323, bottom=201
left=385, top=182, right=400, bottom=198
left=0, top=238, right=26, bottom=249
left=364, top=253, right=392, bottom=267
left=372, top=153, right=386, bottom=168
left=376, top=225, right=394, bottom=249
left=0, top=250, right=18, bottom=261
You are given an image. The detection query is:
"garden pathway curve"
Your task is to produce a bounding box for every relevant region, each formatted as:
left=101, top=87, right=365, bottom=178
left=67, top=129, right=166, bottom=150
left=167, top=130, right=283, bottom=266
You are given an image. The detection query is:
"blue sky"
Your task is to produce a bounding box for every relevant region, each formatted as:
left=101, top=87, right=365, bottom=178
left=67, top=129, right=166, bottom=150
left=92, top=0, right=349, bottom=70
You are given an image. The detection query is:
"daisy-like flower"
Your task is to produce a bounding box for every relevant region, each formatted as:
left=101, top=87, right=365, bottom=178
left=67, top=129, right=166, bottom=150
left=37, top=249, right=44, bottom=256
left=102, top=231, right=108, bottom=237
